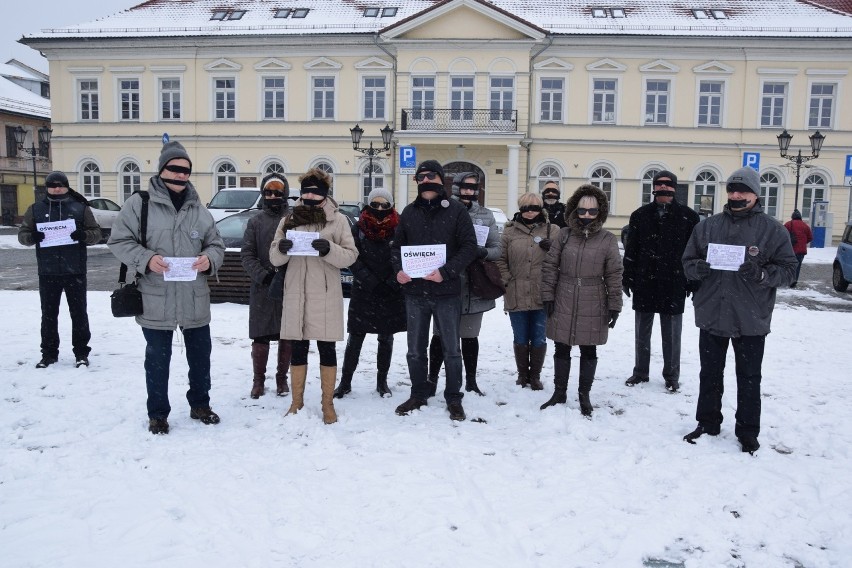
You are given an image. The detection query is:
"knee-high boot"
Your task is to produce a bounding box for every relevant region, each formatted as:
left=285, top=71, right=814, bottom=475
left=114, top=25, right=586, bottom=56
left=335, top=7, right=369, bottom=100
left=540, top=356, right=570, bottom=410
left=275, top=340, right=292, bottom=396
left=462, top=337, right=484, bottom=395
left=320, top=365, right=338, bottom=424
left=513, top=343, right=530, bottom=387
left=376, top=334, right=393, bottom=397
left=250, top=342, right=270, bottom=399
left=528, top=344, right=547, bottom=391
left=286, top=365, right=307, bottom=415
left=427, top=335, right=443, bottom=398
left=578, top=357, right=597, bottom=417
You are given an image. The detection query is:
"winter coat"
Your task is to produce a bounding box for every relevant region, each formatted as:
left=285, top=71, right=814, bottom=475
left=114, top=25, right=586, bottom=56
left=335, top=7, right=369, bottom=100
left=543, top=201, right=567, bottom=229
left=459, top=200, right=501, bottom=315
left=622, top=199, right=700, bottom=314
left=783, top=219, right=813, bottom=256
left=269, top=198, right=358, bottom=342
left=108, top=177, right=225, bottom=331
left=683, top=202, right=798, bottom=338
left=347, top=210, right=406, bottom=335
left=241, top=198, right=287, bottom=339
left=496, top=214, right=552, bottom=312
left=541, top=185, right=623, bottom=346
left=391, top=197, right=478, bottom=298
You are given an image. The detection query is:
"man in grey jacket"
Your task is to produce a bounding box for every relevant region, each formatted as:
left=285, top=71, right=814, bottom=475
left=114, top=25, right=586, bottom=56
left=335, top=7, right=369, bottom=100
left=681, top=167, right=797, bottom=454
left=108, top=141, right=225, bottom=435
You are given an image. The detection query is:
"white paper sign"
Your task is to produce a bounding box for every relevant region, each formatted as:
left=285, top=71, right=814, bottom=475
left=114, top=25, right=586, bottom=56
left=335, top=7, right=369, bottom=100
left=706, top=243, right=745, bottom=271
left=162, top=257, right=198, bottom=281
left=473, top=225, right=490, bottom=247
left=286, top=230, right=320, bottom=256
left=401, top=244, right=447, bottom=278
left=36, top=220, right=75, bottom=248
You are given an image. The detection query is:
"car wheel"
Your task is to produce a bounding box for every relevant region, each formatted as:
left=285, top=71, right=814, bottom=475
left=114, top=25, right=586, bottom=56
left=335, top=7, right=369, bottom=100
left=833, top=263, right=849, bottom=292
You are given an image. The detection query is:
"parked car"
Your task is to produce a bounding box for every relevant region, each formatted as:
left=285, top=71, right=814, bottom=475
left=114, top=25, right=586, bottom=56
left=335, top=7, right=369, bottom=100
left=337, top=201, right=363, bottom=223
left=487, top=207, right=508, bottom=236
left=88, top=197, right=122, bottom=242
left=832, top=220, right=852, bottom=292
left=207, top=187, right=299, bottom=222
left=209, top=209, right=354, bottom=304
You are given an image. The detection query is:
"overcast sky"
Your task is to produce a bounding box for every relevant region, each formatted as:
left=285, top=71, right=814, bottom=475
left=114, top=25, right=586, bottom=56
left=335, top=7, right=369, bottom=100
left=5, top=0, right=135, bottom=71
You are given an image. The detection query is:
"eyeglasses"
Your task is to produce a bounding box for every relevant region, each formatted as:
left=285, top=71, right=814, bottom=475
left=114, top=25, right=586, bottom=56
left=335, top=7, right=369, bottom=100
left=370, top=201, right=392, bottom=210
left=164, top=165, right=192, bottom=175
left=654, top=180, right=674, bottom=188
left=46, top=182, right=65, bottom=188
left=263, top=189, right=285, bottom=197
left=576, top=208, right=599, bottom=216
left=415, top=172, right=439, bottom=182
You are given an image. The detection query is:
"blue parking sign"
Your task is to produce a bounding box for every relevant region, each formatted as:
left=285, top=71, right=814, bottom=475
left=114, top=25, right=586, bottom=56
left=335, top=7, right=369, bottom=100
left=743, top=152, right=760, bottom=171
left=399, top=146, right=416, bottom=173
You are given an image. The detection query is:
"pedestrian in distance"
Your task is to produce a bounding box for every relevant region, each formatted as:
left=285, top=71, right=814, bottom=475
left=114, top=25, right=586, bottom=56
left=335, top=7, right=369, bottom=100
left=623, top=170, right=700, bottom=393
left=108, top=141, right=225, bottom=435
left=541, top=180, right=567, bottom=229
left=269, top=168, right=358, bottom=424
left=18, top=170, right=101, bottom=369
left=682, top=166, right=798, bottom=454
left=784, top=210, right=813, bottom=288
left=539, top=184, right=623, bottom=417
left=240, top=173, right=293, bottom=399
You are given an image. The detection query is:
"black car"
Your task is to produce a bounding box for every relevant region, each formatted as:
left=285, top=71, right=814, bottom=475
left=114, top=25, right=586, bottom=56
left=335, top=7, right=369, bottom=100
left=209, top=209, right=354, bottom=304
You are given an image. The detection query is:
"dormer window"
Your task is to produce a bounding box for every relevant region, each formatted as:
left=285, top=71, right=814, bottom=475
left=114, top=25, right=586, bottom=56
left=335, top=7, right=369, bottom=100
left=211, top=9, right=245, bottom=21
left=364, top=7, right=379, bottom=17
left=274, top=8, right=291, bottom=18
left=381, top=7, right=398, bottom=17
left=592, top=8, right=607, bottom=18
left=693, top=9, right=710, bottom=19
left=292, top=8, right=309, bottom=18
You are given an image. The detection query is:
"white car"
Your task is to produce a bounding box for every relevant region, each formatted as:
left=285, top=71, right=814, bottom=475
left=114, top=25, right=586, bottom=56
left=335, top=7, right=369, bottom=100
left=207, top=186, right=300, bottom=222
left=87, top=198, right=121, bottom=242
left=487, top=207, right=509, bottom=235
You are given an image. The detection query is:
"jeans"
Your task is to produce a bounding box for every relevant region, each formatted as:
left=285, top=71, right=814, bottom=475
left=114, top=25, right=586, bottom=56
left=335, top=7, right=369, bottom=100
left=405, top=295, right=463, bottom=403
left=793, top=254, right=805, bottom=283
left=142, top=325, right=212, bottom=419
left=633, top=311, right=682, bottom=381
left=508, top=310, right=547, bottom=347
left=39, top=274, right=91, bottom=359
left=696, top=330, right=765, bottom=438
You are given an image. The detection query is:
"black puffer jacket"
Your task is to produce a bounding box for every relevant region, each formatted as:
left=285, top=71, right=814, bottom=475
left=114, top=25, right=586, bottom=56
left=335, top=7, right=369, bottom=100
left=543, top=201, right=567, bottom=229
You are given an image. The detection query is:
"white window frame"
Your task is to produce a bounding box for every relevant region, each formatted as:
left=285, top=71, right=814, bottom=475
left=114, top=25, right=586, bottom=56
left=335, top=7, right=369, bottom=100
left=693, top=170, right=718, bottom=213
left=449, top=75, right=475, bottom=123
left=360, top=74, right=389, bottom=121
left=260, top=75, right=287, bottom=121
left=212, top=76, right=237, bottom=121
left=807, top=81, right=837, bottom=130
left=361, top=162, right=386, bottom=201
left=759, top=172, right=781, bottom=219
left=695, top=79, right=726, bottom=127
left=157, top=77, right=182, bottom=122
left=310, top=74, right=337, bottom=120
left=590, top=77, right=619, bottom=124
left=489, top=75, right=515, bottom=124
left=641, top=169, right=661, bottom=205
left=77, top=78, right=100, bottom=122
left=411, top=75, right=436, bottom=122
left=81, top=162, right=101, bottom=198
left=215, top=161, right=238, bottom=192
left=537, top=164, right=562, bottom=192
left=120, top=161, right=142, bottom=203
left=759, top=81, right=788, bottom=129
left=538, top=76, right=565, bottom=123
left=642, top=78, right=671, bottom=126
left=116, top=77, right=140, bottom=122
left=589, top=166, right=614, bottom=205
left=802, top=173, right=827, bottom=220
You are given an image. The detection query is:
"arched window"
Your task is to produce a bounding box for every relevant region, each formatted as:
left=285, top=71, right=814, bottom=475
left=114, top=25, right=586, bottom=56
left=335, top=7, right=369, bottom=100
left=759, top=173, right=780, bottom=219
left=216, top=162, right=237, bottom=192
left=802, top=174, right=826, bottom=221
left=537, top=165, right=560, bottom=192
left=589, top=167, right=613, bottom=203
left=693, top=171, right=717, bottom=214
left=314, top=161, right=335, bottom=195
left=264, top=162, right=285, bottom=176
left=361, top=163, right=385, bottom=201
left=641, top=169, right=660, bottom=205
left=81, top=162, right=101, bottom=198
left=120, top=162, right=141, bottom=203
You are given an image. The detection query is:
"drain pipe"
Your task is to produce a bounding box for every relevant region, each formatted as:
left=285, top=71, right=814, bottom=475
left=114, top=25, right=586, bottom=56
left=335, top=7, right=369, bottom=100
left=525, top=35, right=554, bottom=194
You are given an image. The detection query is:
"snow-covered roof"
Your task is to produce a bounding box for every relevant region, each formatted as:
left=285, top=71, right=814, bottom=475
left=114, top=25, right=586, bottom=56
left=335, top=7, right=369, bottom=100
left=0, top=59, right=50, bottom=119
left=21, top=0, right=852, bottom=41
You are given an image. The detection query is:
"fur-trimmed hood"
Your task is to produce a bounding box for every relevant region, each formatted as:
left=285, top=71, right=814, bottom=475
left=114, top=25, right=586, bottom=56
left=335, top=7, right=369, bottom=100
left=564, top=183, right=609, bottom=235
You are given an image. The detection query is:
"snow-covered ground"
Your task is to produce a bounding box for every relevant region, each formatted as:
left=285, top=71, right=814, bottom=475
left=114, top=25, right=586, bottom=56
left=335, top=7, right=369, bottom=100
left=1, top=276, right=850, bottom=567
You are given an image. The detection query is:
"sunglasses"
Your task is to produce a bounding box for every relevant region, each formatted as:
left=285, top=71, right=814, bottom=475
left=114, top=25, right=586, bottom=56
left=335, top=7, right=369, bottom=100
left=46, top=182, right=65, bottom=188
left=654, top=181, right=674, bottom=188
left=577, top=208, right=599, bottom=216
left=415, top=172, right=439, bottom=182
left=263, top=189, right=285, bottom=197
left=370, top=201, right=392, bottom=210
left=164, top=165, right=192, bottom=175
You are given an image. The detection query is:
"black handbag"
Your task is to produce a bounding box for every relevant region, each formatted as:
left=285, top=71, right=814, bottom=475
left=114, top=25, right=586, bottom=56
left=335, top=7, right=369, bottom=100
left=111, top=192, right=149, bottom=318
left=467, top=259, right=505, bottom=300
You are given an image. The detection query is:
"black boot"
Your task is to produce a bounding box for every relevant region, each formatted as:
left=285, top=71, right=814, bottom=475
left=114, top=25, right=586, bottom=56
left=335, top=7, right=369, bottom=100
left=462, top=337, right=484, bottom=396
left=540, top=356, right=570, bottom=410
left=578, top=356, right=597, bottom=417
left=683, top=424, right=720, bottom=444
left=335, top=333, right=364, bottom=398
left=427, top=335, right=443, bottom=398
left=739, top=435, right=760, bottom=454
left=376, top=334, right=393, bottom=397
left=512, top=343, right=530, bottom=387
left=528, top=344, right=547, bottom=391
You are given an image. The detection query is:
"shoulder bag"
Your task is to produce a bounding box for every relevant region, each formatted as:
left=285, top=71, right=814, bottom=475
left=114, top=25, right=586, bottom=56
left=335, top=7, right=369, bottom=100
left=110, top=192, right=149, bottom=317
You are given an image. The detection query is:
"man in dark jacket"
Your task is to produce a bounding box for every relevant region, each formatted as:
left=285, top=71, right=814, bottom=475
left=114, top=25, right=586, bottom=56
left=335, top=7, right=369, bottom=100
left=682, top=167, right=797, bottom=454
left=541, top=181, right=567, bottom=229
left=623, top=170, right=700, bottom=392
left=18, top=171, right=101, bottom=368
left=391, top=159, right=478, bottom=421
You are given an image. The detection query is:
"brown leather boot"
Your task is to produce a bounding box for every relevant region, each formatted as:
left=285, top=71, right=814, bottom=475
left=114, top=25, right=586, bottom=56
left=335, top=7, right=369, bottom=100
left=287, top=365, right=307, bottom=416
left=528, top=344, right=547, bottom=391
left=513, top=343, right=530, bottom=387
left=276, top=340, right=292, bottom=396
left=250, top=342, right=269, bottom=399
left=320, top=365, right=338, bottom=424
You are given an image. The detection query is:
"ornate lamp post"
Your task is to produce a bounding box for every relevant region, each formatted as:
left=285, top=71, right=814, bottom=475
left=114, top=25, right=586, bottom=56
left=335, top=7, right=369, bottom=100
left=13, top=125, right=52, bottom=194
left=776, top=129, right=825, bottom=214
left=350, top=123, right=394, bottom=195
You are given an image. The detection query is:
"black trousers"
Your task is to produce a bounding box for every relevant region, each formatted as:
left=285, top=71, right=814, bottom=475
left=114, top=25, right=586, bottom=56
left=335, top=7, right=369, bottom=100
left=633, top=311, right=682, bottom=381
left=39, top=274, right=91, bottom=359
left=696, top=330, right=765, bottom=438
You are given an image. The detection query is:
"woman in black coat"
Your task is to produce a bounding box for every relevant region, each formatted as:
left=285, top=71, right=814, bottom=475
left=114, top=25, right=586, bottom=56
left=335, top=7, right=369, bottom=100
left=240, top=173, right=293, bottom=399
left=334, top=188, right=406, bottom=398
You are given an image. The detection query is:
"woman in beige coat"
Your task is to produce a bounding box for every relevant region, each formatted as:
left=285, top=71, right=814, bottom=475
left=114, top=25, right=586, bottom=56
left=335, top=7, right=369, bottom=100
left=539, top=184, right=623, bottom=416
left=269, top=168, right=358, bottom=424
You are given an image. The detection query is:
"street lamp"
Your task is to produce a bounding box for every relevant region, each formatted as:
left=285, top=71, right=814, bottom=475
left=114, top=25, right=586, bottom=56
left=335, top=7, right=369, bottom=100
left=350, top=123, right=394, bottom=196
left=13, top=125, right=53, bottom=193
left=776, top=129, right=825, bottom=214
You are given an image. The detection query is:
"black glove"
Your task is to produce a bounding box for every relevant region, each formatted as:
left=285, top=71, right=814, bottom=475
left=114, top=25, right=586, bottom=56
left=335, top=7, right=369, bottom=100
left=278, top=239, right=293, bottom=254
left=538, top=238, right=552, bottom=252
left=32, top=230, right=46, bottom=244
left=622, top=279, right=632, bottom=298
left=312, top=238, right=331, bottom=257
left=262, top=271, right=275, bottom=286
left=695, top=260, right=711, bottom=279
left=738, top=260, right=765, bottom=283
left=608, top=310, right=619, bottom=329
left=70, top=229, right=86, bottom=242
left=543, top=301, right=555, bottom=317
left=477, top=247, right=489, bottom=260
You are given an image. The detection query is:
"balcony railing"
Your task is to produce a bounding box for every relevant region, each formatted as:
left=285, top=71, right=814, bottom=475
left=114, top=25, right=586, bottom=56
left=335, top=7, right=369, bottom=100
left=401, top=108, right=518, bottom=132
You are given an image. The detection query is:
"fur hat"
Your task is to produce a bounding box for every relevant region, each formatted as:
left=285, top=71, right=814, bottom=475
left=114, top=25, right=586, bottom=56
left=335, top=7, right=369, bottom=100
left=415, top=160, right=445, bottom=184
left=368, top=187, right=394, bottom=206
left=726, top=167, right=760, bottom=195
left=157, top=141, right=192, bottom=174
left=565, top=183, right=610, bottom=226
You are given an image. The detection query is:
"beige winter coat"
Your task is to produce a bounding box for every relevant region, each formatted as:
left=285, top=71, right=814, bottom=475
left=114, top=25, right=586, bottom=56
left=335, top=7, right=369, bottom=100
left=540, top=185, right=623, bottom=346
left=269, top=198, right=358, bottom=341
left=496, top=215, right=553, bottom=312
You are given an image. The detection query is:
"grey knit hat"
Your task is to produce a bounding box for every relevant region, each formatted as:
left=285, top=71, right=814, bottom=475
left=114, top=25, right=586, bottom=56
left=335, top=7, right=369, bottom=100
left=726, top=167, right=760, bottom=195
left=368, top=187, right=394, bottom=206
left=157, top=141, right=192, bottom=174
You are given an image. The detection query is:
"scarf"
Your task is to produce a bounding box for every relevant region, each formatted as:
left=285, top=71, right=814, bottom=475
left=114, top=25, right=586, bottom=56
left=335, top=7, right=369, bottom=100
left=358, top=208, right=399, bottom=241
left=283, top=205, right=327, bottom=230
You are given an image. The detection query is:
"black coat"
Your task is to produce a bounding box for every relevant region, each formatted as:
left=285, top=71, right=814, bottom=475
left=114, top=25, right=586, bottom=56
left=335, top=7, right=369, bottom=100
left=347, top=219, right=406, bottom=335
left=543, top=202, right=567, bottom=229
left=623, top=200, right=700, bottom=314
left=241, top=203, right=286, bottom=339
